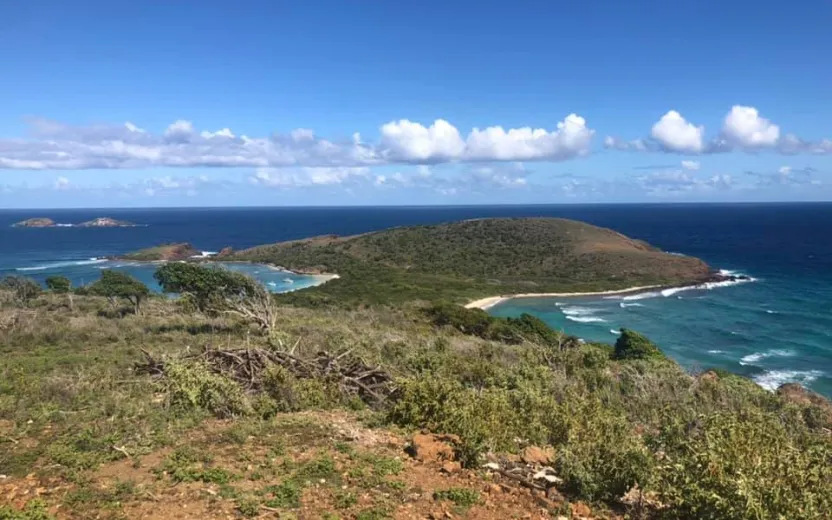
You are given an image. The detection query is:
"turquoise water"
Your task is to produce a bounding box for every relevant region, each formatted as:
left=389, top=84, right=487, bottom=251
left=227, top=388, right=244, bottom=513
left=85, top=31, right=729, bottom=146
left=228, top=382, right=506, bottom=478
left=490, top=270, right=832, bottom=396
left=12, top=258, right=327, bottom=294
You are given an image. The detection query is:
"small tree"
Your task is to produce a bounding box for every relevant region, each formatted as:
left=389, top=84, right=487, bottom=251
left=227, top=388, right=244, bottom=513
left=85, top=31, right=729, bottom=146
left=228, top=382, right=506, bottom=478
left=154, top=263, right=259, bottom=313
left=90, top=270, right=150, bottom=315
left=613, top=328, right=664, bottom=360
left=0, top=276, right=42, bottom=305
left=45, top=275, right=72, bottom=294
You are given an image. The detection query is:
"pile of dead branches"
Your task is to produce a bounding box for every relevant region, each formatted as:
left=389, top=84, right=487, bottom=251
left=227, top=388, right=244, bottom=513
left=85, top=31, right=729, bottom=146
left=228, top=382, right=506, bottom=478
left=136, top=346, right=397, bottom=407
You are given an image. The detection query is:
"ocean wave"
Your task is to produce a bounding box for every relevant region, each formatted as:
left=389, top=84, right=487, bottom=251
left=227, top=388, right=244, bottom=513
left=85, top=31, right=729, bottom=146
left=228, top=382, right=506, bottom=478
left=566, top=316, right=608, bottom=323
left=605, top=269, right=757, bottom=301
left=753, top=369, right=825, bottom=392
left=610, top=329, right=621, bottom=335
left=561, top=306, right=599, bottom=317
left=619, top=302, right=644, bottom=308
left=739, top=349, right=795, bottom=366
left=707, top=350, right=724, bottom=354
left=611, top=291, right=661, bottom=301
left=17, top=258, right=108, bottom=272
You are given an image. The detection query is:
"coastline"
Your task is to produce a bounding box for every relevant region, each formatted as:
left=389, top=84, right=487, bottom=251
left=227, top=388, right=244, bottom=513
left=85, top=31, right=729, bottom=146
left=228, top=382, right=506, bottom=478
left=464, top=284, right=665, bottom=310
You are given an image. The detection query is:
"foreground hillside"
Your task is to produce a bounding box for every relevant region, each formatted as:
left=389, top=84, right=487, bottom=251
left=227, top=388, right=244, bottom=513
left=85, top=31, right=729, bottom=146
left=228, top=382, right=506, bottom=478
left=1, top=279, right=831, bottom=519
left=231, top=218, right=712, bottom=304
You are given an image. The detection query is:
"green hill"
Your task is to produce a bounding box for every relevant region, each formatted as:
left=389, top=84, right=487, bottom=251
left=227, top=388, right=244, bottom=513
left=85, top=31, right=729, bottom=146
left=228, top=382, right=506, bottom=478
left=231, top=217, right=712, bottom=304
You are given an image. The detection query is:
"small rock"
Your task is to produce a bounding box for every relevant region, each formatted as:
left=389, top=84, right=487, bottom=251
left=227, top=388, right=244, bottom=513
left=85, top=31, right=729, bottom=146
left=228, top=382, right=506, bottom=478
left=572, top=501, right=592, bottom=518
left=482, top=462, right=501, bottom=470
left=440, top=461, right=461, bottom=474
left=409, top=433, right=459, bottom=463
left=521, top=445, right=555, bottom=465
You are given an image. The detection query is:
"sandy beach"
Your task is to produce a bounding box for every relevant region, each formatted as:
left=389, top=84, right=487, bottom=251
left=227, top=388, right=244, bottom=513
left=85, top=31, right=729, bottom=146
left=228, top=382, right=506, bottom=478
left=464, top=284, right=664, bottom=310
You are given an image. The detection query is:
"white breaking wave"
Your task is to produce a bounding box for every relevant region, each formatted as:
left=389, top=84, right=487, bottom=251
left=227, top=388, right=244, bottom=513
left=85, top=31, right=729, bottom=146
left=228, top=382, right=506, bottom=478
left=566, top=316, right=608, bottom=323
left=282, top=278, right=294, bottom=284
left=561, top=306, right=607, bottom=323
left=765, top=309, right=778, bottom=314
left=561, top=306, right=598, bottom=316
left=609, top=291, right=662, bottom=301
left=707, top=350, right=724, bottom=354
left=610, top=329, right=621, bottom=335
left=605, top=269, right=757, bottom=301
left=739, top=349, right=795, bottom=366
left=17, top=258, right=108, bottom=272
left=619, top=302, right=644, bottom=308
left=753, top=370, right=825, bottom=392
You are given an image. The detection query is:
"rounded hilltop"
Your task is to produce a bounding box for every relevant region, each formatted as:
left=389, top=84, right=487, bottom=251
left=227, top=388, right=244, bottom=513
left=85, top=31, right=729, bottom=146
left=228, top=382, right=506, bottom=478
left=228, top=217, right=719, bottom=304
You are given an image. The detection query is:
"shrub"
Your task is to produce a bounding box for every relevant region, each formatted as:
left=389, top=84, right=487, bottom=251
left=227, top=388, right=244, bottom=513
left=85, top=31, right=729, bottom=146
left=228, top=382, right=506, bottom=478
left=0, top=276, right=41, bottom=305
left=44, top=276, right=71, bottom=294
left=613, top=328, right=664, bottom=360
left=163, top=361, right=252, bottom=418
left=652, top=410, right=832, bottom=519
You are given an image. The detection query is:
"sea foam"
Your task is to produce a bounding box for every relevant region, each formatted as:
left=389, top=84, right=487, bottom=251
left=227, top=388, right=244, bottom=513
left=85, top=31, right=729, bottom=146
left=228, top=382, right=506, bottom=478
left=17, top=258, right=108, bottom=272
left=739, top=349, right=795, bottom=366
left=753, top=370, right=825, bottom=392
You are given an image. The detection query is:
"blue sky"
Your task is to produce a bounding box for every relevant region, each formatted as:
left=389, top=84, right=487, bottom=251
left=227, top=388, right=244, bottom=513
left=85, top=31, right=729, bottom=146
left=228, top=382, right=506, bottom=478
left=1, top=0, right=831, bottom=207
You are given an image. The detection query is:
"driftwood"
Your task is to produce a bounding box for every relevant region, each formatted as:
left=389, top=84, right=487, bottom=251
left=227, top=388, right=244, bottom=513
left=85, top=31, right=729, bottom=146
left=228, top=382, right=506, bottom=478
left=135, top=346, right=396, bottom=408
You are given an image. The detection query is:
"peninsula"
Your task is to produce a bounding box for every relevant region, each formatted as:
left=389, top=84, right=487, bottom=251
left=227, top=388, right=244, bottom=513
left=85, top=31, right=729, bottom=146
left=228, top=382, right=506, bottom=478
left=227, top=217, right=721, bottom=304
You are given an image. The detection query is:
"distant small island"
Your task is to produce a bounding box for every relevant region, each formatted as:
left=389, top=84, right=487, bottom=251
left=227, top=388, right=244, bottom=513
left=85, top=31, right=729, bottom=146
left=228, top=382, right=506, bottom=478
left=13, top=217, right=139, bottom=228
left=12, top=217, right=56, bottom=228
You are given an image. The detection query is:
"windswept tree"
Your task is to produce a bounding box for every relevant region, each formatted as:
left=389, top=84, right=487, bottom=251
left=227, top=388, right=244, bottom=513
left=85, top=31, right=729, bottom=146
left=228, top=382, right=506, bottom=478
left=154, top=263, right=281, bottom=337
left=90, top=270, right=150, bottom=315
left=45, top=275, right=72, bottom=294
left=153, top=263, right=259, bottom=313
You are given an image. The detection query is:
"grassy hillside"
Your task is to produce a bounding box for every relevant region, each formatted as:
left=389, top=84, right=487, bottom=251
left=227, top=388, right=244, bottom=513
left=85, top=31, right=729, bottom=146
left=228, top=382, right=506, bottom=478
left=1, top=290, right=830, bottom=519
left=231, top=218, right=712, bottom=305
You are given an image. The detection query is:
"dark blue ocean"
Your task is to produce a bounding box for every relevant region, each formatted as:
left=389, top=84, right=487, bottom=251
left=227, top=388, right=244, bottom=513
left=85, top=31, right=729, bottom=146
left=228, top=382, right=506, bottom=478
left=1, top=204, right=831, bottom=396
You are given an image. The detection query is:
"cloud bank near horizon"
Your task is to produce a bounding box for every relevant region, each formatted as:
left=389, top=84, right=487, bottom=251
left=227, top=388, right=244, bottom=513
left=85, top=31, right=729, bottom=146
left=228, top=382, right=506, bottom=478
left=0, top=105, right=829, bottom=172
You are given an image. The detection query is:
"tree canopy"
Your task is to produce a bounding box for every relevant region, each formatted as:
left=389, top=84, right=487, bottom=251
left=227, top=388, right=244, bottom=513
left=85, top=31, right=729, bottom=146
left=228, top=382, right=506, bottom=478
left=45, top=275, right=72, bottom=294
left=153, top=263, right=260, bottom=313
left=89, top=270, right=150, bottom=314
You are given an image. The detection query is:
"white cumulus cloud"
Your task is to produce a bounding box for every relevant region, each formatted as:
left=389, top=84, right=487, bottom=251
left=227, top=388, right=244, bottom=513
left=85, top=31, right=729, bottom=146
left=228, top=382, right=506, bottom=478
left=722, top=105, right=780, bottom=148
left=651, top=111, right=705, bottom=153
left=379, top=119, right=466, bottom=162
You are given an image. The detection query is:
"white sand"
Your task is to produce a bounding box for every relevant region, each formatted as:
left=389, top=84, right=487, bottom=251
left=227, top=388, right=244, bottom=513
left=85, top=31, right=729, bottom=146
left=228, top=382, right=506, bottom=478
left=464, top=284, right=664, bottom=310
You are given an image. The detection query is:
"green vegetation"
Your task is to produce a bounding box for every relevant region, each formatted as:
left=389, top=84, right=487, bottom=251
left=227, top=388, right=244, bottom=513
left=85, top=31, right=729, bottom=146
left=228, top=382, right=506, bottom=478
left=88, top=269, right=150, bottom=314
left=2, top=218, right=831, bottom=519
left=433, top=487, right=481, bottom=508
left=154, top=262, right=258, bottom=312
left=44, top=275, right=71, bottom=294
left=613, top=328, right=665, bottom=360
left=230, top=218, right=712, bottom=305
